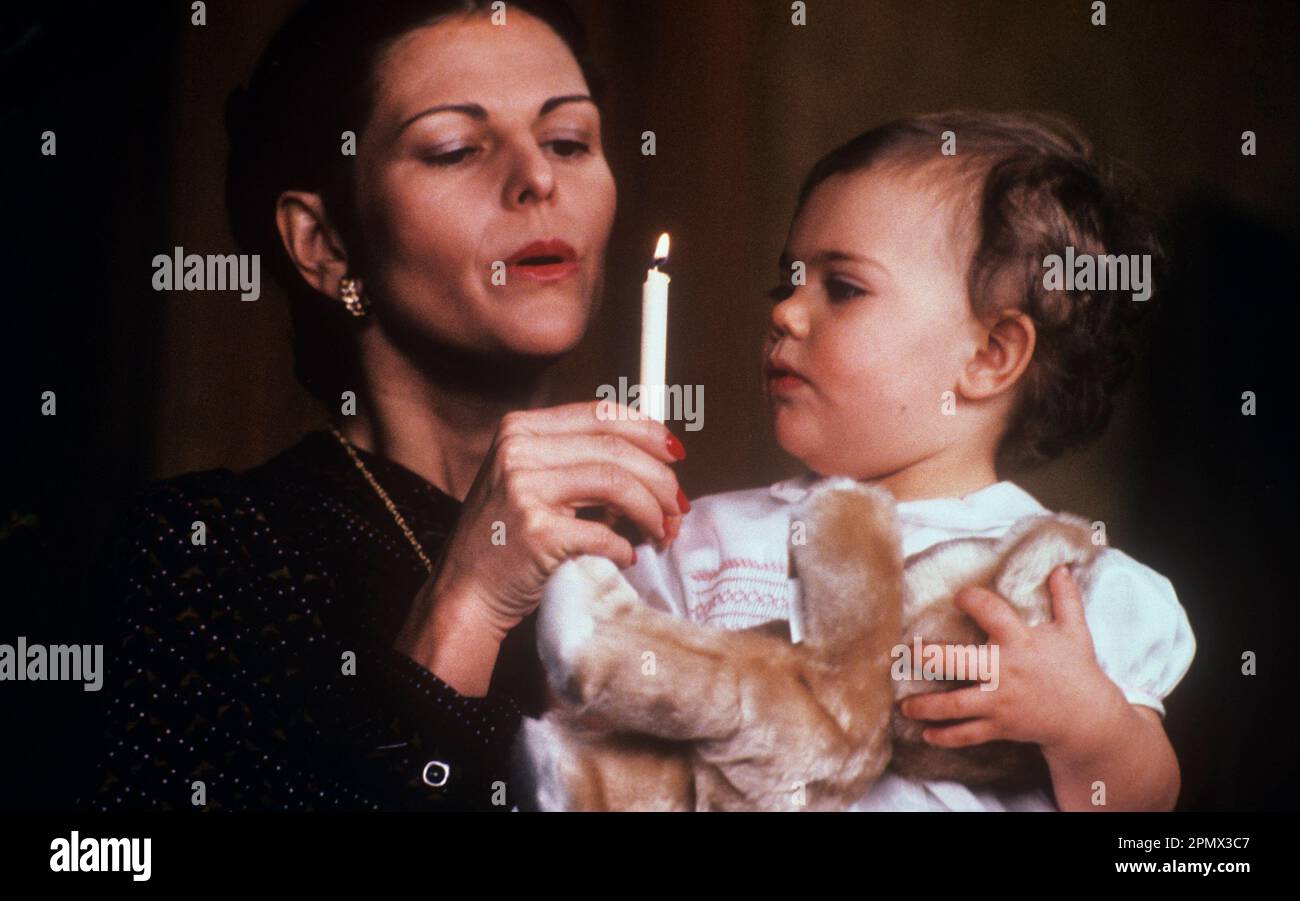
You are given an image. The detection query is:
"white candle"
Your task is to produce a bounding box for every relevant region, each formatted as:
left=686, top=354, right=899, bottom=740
left=787, top=552, right=804, bottom=644
left=639, top=232, right=671, bottom=422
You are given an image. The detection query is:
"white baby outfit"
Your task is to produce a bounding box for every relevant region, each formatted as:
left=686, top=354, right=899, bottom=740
left=621, top=472, right=1196, bottom=811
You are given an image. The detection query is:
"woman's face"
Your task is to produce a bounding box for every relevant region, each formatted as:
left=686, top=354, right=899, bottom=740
left=355, top=12, right=616, bottom=360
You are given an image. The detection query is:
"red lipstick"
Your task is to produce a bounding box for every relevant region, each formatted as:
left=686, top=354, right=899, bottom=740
left=505, top=239, right=578, bottom=282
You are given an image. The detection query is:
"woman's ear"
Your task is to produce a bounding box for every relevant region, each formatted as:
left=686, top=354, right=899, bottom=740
left=275, top=189, right=352, bottom=297
left=957, top=309, right=1036, bottom=402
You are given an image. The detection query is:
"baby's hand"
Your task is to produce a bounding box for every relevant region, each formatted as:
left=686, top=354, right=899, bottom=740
left=898, top=566, right=1130, bottom=760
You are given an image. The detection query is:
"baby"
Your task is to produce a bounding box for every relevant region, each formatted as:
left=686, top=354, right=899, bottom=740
left=622, top=111, right=1196, bottom=811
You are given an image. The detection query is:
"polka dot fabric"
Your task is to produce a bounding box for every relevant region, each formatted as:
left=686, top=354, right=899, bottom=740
left=83, top=430, right=545, bottom=811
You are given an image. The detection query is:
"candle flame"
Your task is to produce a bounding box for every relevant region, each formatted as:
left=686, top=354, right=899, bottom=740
left=653, top=232, right=670, bottom=264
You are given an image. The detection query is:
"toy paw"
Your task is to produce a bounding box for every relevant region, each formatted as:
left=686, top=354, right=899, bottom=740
left=511, top=713, right=576, bottom=812
left=536, top=554, right=640, bottom=704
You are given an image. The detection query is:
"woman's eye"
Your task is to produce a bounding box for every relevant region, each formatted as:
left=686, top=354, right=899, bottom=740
left=825, top=278, right=866, bottom=301
left=423, top=146, right=479, bottom=167
left=767, top=283, right=795, bottom=303
left=546, top=139, right=591, bottom=158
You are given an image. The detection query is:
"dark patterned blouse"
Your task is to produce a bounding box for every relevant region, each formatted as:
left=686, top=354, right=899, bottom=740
left=83, top=429, right=545, bottom=811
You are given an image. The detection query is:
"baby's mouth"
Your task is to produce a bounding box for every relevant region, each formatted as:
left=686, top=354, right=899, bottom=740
left=767, top=375, right=810, bottom=400
left=766, top=359, right=810, bottom=394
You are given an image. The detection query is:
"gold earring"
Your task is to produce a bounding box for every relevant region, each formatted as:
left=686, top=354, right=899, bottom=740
left=339, top=276, right=370, bottom=318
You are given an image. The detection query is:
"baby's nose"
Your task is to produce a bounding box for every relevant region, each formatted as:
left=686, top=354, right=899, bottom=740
left=770, top=306, right=805, bottom=341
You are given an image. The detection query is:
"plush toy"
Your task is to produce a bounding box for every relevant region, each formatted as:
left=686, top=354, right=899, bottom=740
left=512, top=477, right=1100, bottom=811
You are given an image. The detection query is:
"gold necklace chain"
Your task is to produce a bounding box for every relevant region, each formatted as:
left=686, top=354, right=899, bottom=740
left=329, top=427, right=436, bottom=576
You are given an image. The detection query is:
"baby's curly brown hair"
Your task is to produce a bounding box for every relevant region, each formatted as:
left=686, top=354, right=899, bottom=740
left=794, top=111, right=1162, bottom=473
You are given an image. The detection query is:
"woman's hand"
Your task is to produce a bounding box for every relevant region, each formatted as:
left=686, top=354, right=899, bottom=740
left=395, top=400, right=689, bottom=695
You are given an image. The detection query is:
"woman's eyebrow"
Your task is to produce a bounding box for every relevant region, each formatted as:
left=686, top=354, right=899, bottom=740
left=394, top=94, right=596, bottom=138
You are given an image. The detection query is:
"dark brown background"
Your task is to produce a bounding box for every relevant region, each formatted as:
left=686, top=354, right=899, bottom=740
left=153, top=0, right=1297, bottom=510
left=3, top=0, right=1297, bottom=810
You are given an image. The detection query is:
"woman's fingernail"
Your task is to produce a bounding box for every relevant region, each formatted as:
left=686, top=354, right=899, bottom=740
left=631, top=548, right=637, bottom=565
left=676, top=487, right=691, bottom=514
left=660, top=515, right=681, bottom=548
left=666, top=432, right=686, bottom=461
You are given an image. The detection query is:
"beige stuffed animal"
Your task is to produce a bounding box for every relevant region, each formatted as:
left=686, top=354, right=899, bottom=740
left=512, top=477, right=1100, bottom=811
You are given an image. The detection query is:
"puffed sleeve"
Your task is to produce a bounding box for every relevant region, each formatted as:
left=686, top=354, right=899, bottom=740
left=1078, top=548, right=1196, bottom=717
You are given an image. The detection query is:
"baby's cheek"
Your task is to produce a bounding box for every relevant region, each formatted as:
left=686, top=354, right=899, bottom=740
left=873, top=362, right=939, bottom=425
left=834, top=392, right=917, bottom=469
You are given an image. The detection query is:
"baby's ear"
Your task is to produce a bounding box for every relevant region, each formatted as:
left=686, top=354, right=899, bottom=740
left=958, top=309, right=1036, bottom=402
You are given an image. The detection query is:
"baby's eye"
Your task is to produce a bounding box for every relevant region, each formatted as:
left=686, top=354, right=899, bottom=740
left=825, top=278, right=866, bottom=301
left=423, top=146, right=480, bottom=167
left=766, top=283, right=795, bottom=303
left=546, top=139, right=591, bottom=158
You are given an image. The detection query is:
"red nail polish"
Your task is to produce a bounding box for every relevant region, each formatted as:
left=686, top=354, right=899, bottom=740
left=676, top=487, right=691, bottom=514
left=631, top=548, right=637, bottom=565
left=665, top=432, right=686, bottom=460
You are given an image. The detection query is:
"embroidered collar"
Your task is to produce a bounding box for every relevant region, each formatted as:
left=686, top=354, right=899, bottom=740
left=769, top=473, right=1046, bottom=532
left=768, top=472, right=823, bottom=503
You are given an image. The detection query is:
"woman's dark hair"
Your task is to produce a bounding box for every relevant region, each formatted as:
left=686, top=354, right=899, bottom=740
left=794, top=111, right=1163, bottom=474
left=224, top=0, right=603, bottom=407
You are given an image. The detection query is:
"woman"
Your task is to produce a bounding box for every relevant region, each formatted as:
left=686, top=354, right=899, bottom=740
left=85, top=0, right=688, bottom=811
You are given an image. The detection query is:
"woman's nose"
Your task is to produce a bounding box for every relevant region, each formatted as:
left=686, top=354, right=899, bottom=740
left=503, top=139, right=557, bottom=208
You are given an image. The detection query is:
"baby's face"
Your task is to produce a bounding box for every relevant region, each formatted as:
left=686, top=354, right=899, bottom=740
left=762, top=164, right=984, bottom=480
